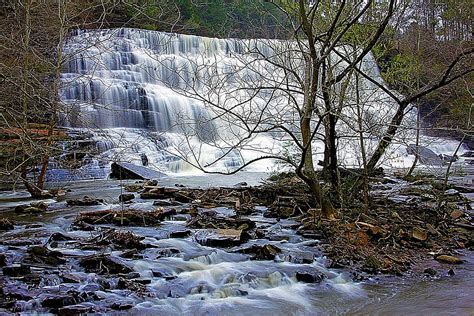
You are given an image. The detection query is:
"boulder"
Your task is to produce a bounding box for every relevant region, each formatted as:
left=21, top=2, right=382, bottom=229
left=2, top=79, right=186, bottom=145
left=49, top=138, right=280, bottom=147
left=187, top=211, right=256, bottom=232
left=295, top=271, right=325, bottom=283
left=2, top=264, right=31, bottom=277
left=169, top=230, right=191, bottom=238
left=281, top=251, right=314, bottom=264
left=235, top=244, right=281, bottom=260
left=61, top=273, right=82, bottom=284
left=110, top=162, right=165, bottom=180
left=155, top=248, right=181, bottom=258
left=14, top=203, right=46, bottom=214
left=234, top=182, right=248, bottom=187
left=79, top=254, right=133, bottom=274
left=406, top=145, right=443, bottom=166
left=153, top=200, right=181, bottom=207
left=119, top=193, right=135, bottom=202
left=156, top=208, right=177, bottom=220
left=435, top=255, right=463, bottom=264
left=423, top=268, right=437, bottom=276
left=24, top=246, right=66, bottom=266
left=41, top=295, right=78, bottom=309
left=110, top=302, right=133, bottom=311
left=195, top=229, right=243, bottom=247
left=66, top=196, right=104, bottom=206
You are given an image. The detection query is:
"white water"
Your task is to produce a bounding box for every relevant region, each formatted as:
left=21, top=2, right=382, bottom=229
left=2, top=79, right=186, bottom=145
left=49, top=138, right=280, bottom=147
left=60, top=28, right=466, bottom=175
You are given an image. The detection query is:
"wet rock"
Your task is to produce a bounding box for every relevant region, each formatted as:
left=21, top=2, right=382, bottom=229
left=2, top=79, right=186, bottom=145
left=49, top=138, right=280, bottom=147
left=110, top=302, right=133, bottom=310
left=156, top=248, right=181, bottom=258
left=120, top=272, right=141, bottom=279
left=156, top=208, right=177, bottom=220
left=120, top=249, right=143, bottom=259
left=79, top=255, right=133, bottom=274
left=66, top=196, right=104, bottom=206
left=133, top=278, right=152, bottom=285
left=0, top=254, right=6, bottom=267
left=14, top=201, right=48, bottom=214
left=174, top=215, right=190, bottom=222
left=116, top=278, right=147, bottom=292
left=444, top=189, right=459, bottom=196
left=235, top=244, right=281, bottom=260
left=124, top=184, right=143, bottom=192
left=24, top=246, right=66, bottom=266
left=22, top=273, right=42, bottom=285
left=234, top=182, right=248, bottom=187
left=30, top=201, right=48, bottom=210
left=412, top=227, right=428, bottom=241
left=58, top=305, right=95, bottom=315
left=41, top=294, right=78, bottom=309
left=187, top=211, right=256, bottom=232
left=0, top=218, right=14, bottom=231
left=189, top=282, right=215, bottom=294
left=70, top=220, right=95, bottom=231
left=140, top=189, right=167, bottom=199
left=140, top=186, right=181, bottom=200
left=49, top=232, right=73, bottom=241
left=423, top=268, right=437, bottom=276
left=281, top=251, right=314, bottom=264
left=295, top=271, right=325, bottom=283
left=119, top=193, right=135, bottom=202
left=74, top=209, right=161, bottom=226
left=151, top=269, right=176, bottom=279
left=25, top=223, right=43, bottom=229
left=169, top=229, right=191, bottom=238
left=61, top=273, right=82, bottom=283
left=195, top=229, right=244, bottom=247
left=153, top=199, right=181, bottom=207
left=298, top=230, right=323, bottom=239
left=453, top=185, right=474, bottom=194
left=435, top=254, right=463, bottom=264
left=2, top=264, right=31, bottom=277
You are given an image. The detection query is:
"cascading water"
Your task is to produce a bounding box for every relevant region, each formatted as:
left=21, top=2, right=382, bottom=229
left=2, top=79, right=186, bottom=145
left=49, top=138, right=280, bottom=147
left=59, top=28, right=466, bottom=176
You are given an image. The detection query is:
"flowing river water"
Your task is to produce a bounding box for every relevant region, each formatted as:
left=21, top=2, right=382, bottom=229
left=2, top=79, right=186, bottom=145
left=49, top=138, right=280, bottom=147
left=0, top=174, right=473, bottom=315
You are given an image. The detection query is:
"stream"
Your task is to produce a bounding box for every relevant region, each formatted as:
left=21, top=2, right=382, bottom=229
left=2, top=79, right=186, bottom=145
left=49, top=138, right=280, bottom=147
left=1, top=173, right=473, bottom=315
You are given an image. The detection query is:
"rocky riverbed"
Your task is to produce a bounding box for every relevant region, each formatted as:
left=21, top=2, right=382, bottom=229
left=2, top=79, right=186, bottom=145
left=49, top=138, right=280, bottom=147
left=0, top=172, right=473, bottom=314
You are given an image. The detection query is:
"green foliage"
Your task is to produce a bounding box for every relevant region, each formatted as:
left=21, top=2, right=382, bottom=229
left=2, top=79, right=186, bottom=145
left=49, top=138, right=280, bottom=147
left=381, top=54, right=422, bottom=91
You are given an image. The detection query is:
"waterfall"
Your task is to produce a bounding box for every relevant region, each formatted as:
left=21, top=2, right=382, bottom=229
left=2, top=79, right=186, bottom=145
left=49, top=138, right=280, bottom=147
left=60, top=28, right=465, bottom=175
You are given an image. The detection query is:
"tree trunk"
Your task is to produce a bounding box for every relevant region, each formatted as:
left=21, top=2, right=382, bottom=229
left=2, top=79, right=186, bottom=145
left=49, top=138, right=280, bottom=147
left=406, top=104, right=420, bottom=178
left=367, top=102, right=408, bottom=171
left=300, top=115, right=335, bottom=219
left=323, top=113, right=339, bottom=195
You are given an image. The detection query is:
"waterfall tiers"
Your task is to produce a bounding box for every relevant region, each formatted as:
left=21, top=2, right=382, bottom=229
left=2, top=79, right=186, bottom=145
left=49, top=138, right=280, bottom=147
left=59, top=28, right=466, bottom=175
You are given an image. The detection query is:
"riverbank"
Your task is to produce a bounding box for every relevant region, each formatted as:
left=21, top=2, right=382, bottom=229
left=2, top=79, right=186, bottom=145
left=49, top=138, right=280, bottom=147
left=0, top=172, right=473, bottom=314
